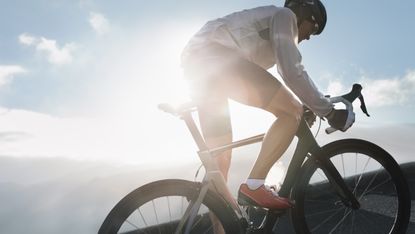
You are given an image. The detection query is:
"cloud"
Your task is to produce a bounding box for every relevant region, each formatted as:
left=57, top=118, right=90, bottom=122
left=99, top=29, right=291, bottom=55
left=18, top=33, right=36, bottom=45
left=89, top=12, right=110, bottom=35
left=0, top=106, right=194, bottom=164
left=18, top=33, right=76, bottom=65
left=36, top=37, right=76, bottom=65
left=360, top=70, right=415, bottom=107
left=0, top=65, right=26, bottom=87
left=326, top=80, right=345, bottom=96
left=0, top=132, right=33, bottom=142
left=325, top=70, right=415, bottom=108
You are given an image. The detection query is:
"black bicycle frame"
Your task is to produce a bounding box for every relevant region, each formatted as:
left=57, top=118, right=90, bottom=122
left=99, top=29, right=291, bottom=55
left=180, top=109, right=359, bottom=232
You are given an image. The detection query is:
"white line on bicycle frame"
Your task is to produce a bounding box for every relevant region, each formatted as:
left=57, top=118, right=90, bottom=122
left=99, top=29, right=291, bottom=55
left=202, top=134, right=265, bottom=157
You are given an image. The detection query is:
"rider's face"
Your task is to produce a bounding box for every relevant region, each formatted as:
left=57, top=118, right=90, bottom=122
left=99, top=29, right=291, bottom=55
left=298, top=20, right=318, bottom=43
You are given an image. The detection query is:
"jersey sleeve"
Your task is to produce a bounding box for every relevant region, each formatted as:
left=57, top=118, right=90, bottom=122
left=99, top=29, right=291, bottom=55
left=270, top=8, right=333, bottom=117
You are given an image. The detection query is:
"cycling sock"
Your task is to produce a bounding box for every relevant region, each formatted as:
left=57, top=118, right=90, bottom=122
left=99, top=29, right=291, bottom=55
left=245, top=179, right=265, bottom=190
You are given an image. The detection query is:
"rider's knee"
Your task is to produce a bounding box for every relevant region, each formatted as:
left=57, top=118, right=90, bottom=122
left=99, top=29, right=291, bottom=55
left=265, top=87, right=303, bottom=123
left=290, top=100, right=304, bottom=123
left=278, top=100, right=303, bottom=127
left=267, top=93, right=303, bottom=124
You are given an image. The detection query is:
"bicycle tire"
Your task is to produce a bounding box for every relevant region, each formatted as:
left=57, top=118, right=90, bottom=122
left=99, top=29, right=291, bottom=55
left=291, top=139, right=410, bottom=234
left=98, top=179, right=243, bottom=234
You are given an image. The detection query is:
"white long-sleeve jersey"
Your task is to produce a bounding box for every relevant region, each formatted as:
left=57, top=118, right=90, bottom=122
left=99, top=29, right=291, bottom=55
left=182, top=5, right=333, bottom=117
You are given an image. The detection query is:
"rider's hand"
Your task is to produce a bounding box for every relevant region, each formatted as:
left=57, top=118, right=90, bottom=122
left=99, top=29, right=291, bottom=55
left=325, top=108, right=355, bottom=132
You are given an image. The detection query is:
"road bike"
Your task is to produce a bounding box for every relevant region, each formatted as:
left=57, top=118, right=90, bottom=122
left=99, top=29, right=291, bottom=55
left=98, top=84, right=410, bottom=233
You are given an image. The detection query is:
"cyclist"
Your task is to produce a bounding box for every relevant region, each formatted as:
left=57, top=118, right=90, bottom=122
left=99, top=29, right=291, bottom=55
left=181, top=0, right=355, bottom=209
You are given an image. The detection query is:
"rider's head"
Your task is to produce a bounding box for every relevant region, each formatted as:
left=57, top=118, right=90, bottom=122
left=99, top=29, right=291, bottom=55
left=285, top=0, right=327, bottom=42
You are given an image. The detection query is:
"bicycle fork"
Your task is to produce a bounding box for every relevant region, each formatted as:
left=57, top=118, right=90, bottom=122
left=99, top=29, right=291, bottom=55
left=316, top=156, right=361, bottom=209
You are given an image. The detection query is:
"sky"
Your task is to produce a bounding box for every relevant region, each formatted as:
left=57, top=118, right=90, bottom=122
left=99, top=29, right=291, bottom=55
left=1, top=0, right=415, bottom=165
left=1, top=1, right=415, bottom=233
left=0, top=0, right=415, bottom=163
left=1, top=0, right=415, bottom=163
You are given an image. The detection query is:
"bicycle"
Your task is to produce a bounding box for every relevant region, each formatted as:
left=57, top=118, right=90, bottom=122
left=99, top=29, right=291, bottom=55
left=98, top=84, right=410, bottom=234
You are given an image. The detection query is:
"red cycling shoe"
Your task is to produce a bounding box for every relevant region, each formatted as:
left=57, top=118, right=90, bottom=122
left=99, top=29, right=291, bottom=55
left=238, top=184, right=294, bottom=210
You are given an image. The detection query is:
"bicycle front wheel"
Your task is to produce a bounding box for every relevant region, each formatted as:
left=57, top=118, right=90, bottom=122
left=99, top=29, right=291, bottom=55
left=291, top=139, right=410, bottom=234
left=98, top=179, right=242, bottom=234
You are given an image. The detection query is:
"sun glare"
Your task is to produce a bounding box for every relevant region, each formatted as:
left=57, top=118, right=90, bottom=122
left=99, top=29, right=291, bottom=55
left=75, top=21, right=278, bottom=165
left=94, top=23, right=204, bottom=164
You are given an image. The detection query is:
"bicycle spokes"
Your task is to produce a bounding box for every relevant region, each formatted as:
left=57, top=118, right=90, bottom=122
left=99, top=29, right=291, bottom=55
left=304, top=152, right=398, bottom=233
left=117, top=195, right=218, bottom=234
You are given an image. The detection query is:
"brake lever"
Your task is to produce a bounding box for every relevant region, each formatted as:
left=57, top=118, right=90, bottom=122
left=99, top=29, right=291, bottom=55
left=341, top=83, right=370, bottom=117
left=358, top=95, right=370, bottom=117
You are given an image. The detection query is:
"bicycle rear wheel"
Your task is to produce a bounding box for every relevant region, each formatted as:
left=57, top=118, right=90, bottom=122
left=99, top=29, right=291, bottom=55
left=291, top=139, right=410, bottom=234
left=98, top=179, right=242, bottom=234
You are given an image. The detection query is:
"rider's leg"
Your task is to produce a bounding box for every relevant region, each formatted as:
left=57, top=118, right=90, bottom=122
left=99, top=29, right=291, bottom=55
left=198, top=47, right=302, bottom=208
left=197, top=98, right=233, bottom=180
left=222, top=64, right=302, bottom=209
left=196, top=99, right=232, bottom=234
left=248, top=87, right=303, bottom=179
left=193, top=46, right=303, bottom=182
left=220, top=65, right=303, bottom=183
left=187, top=44, right=303, bottom=181
left=185, top=43, right=300, bottom=209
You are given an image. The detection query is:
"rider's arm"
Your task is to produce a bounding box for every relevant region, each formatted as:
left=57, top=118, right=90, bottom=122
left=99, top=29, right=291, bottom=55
left=270, top=8, right=333, bottom=117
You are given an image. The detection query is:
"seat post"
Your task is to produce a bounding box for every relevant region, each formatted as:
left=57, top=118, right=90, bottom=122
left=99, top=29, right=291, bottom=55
left=181, top=112, right=208, bottom=151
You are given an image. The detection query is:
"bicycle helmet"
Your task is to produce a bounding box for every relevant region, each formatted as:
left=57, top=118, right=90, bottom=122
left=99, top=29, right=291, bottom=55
left=284, top=0, right=327, bottom=35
